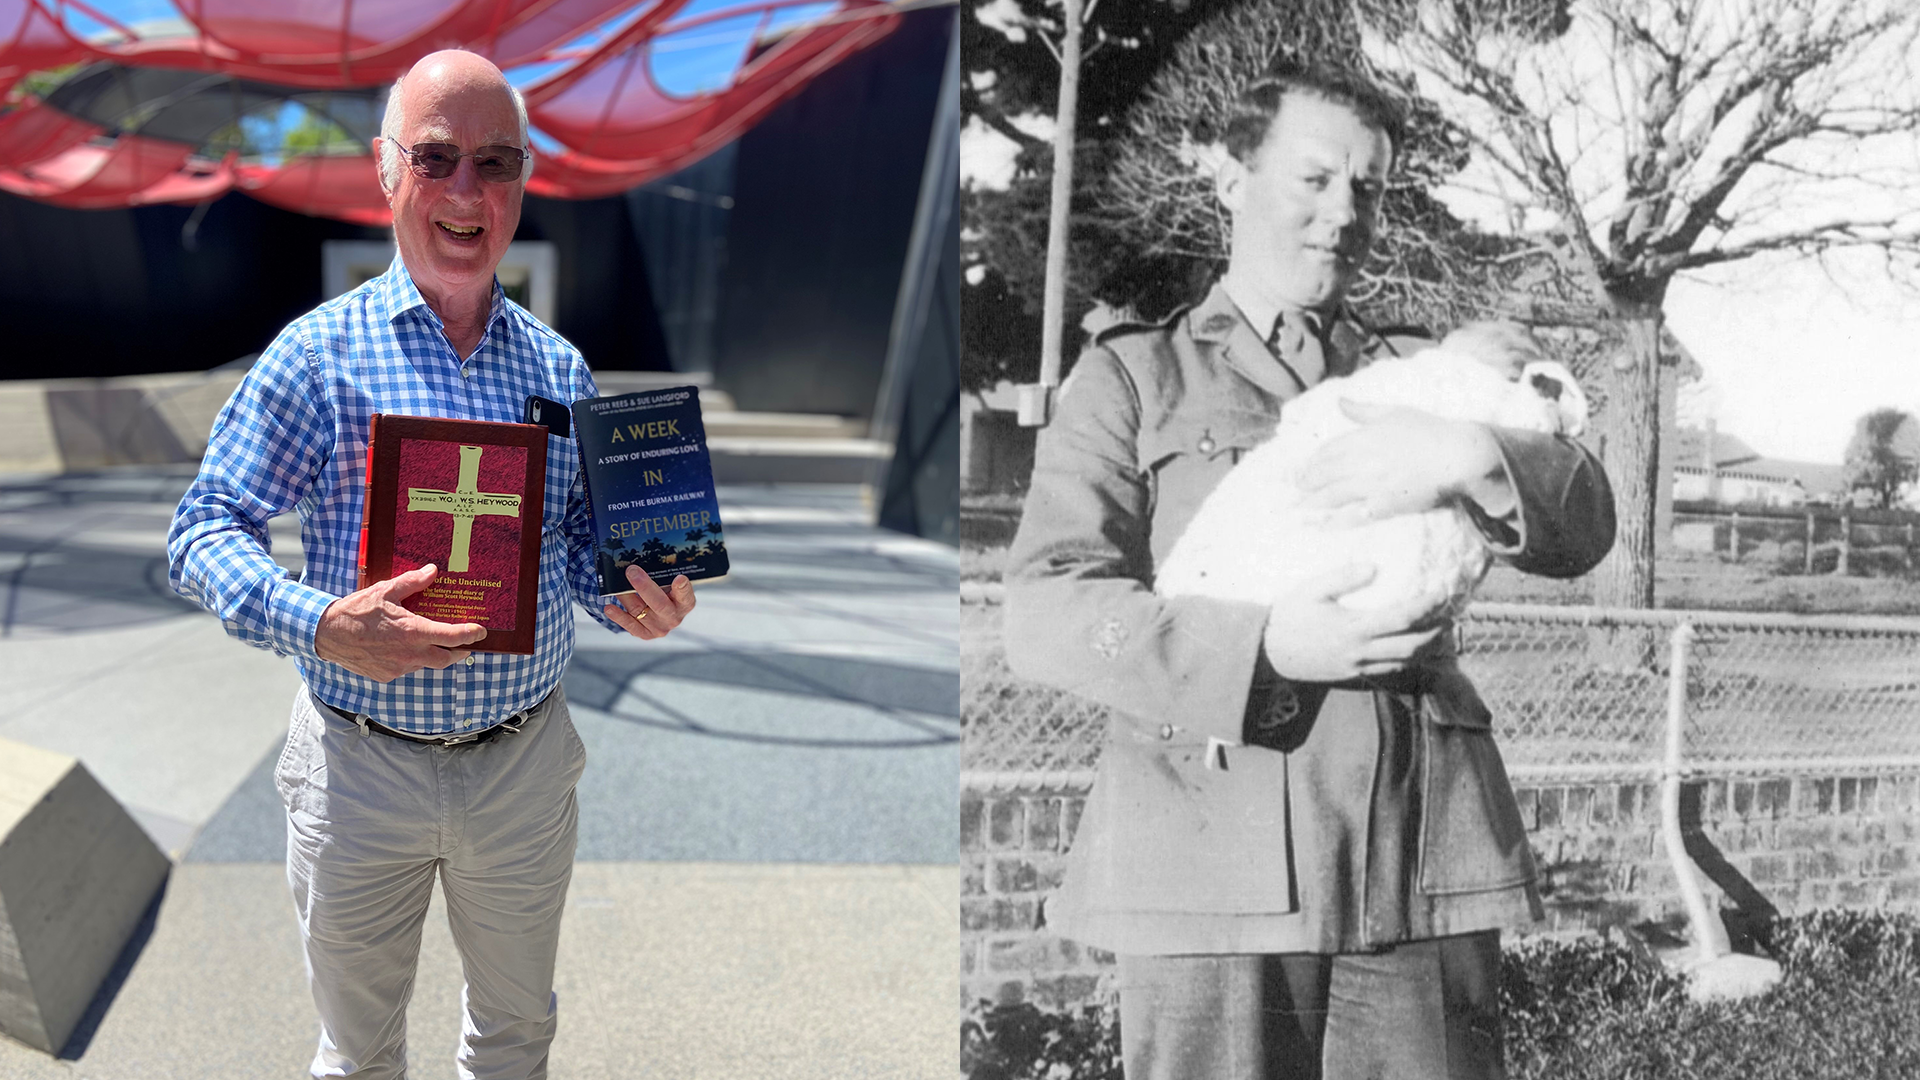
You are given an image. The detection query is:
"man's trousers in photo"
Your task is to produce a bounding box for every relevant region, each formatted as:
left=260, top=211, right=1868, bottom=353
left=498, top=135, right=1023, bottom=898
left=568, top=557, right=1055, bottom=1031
left=1117, top=933, right=1505, bottom=1080
left=274, top=686, right=587, bottom=1080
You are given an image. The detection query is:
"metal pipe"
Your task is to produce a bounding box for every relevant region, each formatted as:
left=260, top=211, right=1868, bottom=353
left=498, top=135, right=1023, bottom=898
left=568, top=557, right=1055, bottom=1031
left=959, top=770, right=1098, bottom=792
left=963, top=581, right=1920, bottom=635
left=1022, top=0, right=1082, bottom=429
left=1658, top=620, right=1728, bottom=964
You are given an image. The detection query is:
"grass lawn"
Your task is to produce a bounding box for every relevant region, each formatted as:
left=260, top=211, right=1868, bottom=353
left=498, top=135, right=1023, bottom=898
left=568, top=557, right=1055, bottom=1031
left=962, top=500, right=1920, bottom=617
left=1476, top=552, right=1920, bottom=617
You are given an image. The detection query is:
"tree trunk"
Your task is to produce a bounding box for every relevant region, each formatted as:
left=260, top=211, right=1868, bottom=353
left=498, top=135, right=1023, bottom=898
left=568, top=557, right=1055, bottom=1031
left=1586, top=303, right=1664, bottom=672
left=1593, top=306, right=1663, bottom=610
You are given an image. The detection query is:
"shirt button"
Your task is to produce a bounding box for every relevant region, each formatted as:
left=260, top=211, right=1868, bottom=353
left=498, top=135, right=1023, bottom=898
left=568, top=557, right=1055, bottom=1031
left=465, top=655, right=475, bottom=666
left=461, top=367, right=473, bottom=378
left=1159, top=724, right=1175, bottom=740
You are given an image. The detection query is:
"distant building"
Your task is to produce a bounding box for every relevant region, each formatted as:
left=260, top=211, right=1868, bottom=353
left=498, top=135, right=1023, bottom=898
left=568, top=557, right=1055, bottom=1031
left=960, top=381, right=1035, bottom=496
left=1668, top=424, right=1848, bottom=508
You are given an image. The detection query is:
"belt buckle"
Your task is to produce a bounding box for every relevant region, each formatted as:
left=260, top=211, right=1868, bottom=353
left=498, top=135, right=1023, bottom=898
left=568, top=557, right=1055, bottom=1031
left=438, top=729, right=485, bottom=746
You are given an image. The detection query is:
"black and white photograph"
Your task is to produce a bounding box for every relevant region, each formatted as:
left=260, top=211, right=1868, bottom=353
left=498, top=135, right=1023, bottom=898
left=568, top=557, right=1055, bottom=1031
left=961, top=1, right=1920, bottom=1077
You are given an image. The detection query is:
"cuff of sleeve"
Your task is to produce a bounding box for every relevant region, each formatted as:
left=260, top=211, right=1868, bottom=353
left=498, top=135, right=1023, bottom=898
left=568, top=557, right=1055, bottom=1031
left=267, top=578, right=337, bottom=661
left=1473, top=431, right=1529, bottom=555
left=1141, top=596, right=1269, bottom=744
left=586, top=598, right=624, bottom=634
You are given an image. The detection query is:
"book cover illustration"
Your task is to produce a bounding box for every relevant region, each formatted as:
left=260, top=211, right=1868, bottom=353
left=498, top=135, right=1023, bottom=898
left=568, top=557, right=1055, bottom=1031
left=357, top=414, right=548, bottom=653
left=571, top=386, right=728, bottom=595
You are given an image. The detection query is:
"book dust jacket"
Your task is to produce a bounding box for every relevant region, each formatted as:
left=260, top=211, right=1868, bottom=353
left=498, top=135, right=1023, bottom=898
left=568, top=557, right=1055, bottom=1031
left=358, top=414, right=548, bottom=653
left=572, top=386, right=728, bottom=594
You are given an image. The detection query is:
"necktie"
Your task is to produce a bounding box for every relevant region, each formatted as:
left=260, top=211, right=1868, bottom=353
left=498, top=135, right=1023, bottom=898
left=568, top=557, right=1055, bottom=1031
left=1268, top=313, right=1325, bottom=390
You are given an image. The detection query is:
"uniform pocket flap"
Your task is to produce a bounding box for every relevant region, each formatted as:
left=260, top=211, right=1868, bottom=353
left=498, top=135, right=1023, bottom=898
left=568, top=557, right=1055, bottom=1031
left=1135, top=408, right=1272, bottom=474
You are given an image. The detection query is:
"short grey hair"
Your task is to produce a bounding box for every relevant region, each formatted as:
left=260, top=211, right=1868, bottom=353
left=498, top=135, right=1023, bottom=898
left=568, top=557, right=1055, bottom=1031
left=377, top=61, right=533, bottom=192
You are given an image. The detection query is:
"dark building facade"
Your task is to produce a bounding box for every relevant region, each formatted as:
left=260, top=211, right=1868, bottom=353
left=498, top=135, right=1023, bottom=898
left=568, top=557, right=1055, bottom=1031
left=0, top=4, right=954, bottom=425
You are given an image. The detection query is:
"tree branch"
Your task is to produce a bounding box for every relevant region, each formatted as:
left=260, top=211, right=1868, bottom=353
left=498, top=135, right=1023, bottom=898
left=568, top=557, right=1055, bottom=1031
left=1680, top=220, right=1920, bottom=270
left=962, top=86, right=1051, bottom=155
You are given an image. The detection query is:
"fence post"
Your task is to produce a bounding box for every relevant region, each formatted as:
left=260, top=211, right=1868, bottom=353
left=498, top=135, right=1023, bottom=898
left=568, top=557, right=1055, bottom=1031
left=1837, top=509, right=1851, bottom=576
left=1805, top=511, right=1816, bottom=574
left=1728, top=512, right=1741, bottom=562
left=1908, top=522, right=1915, bottom=571
left=1659, top=621, right=1727, bottom=964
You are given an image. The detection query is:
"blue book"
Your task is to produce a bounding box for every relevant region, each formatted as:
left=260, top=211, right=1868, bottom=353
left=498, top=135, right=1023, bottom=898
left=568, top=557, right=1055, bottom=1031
left=571, top=386, right=729, bottom=594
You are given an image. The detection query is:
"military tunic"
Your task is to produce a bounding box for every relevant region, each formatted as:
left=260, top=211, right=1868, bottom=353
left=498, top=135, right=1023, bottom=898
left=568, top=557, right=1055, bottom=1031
left=1003, top=283, right=1615, bottom=956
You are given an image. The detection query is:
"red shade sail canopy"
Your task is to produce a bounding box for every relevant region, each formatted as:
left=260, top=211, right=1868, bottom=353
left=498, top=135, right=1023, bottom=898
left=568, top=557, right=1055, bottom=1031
left=0, top=0, right=898, bottom=222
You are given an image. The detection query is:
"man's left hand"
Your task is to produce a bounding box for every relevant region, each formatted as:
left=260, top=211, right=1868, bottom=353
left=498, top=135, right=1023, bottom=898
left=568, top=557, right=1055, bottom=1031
left=1297, top=400, right=1514, bottom=521
left=604, top=566, right=697, bottom=639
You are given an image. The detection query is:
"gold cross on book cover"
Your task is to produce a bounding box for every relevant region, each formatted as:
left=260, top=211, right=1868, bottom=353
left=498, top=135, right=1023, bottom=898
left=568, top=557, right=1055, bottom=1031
left=357, top=416, right=549, bottom=654
left=406, top=445, right=524, bottom=573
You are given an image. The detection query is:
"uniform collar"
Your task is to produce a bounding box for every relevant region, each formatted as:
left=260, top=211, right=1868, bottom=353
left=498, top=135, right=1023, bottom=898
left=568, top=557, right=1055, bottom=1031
left=1190, top=281, right=1379, bottom=399
left=1217, top=276, right=1328, bottom=348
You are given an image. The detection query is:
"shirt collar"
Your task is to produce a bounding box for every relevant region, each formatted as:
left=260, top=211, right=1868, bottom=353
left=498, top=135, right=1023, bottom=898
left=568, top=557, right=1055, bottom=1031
left=375, top=252, right=509, bottom=338
left=1216, top=275, right=1332, bottom=347
left=1191, top=280, right=1381, bottom=387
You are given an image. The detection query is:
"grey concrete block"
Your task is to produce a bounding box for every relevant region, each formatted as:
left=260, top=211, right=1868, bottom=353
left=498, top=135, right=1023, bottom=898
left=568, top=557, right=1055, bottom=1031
left=0, top=384, right=60, bottom=474
left=45, top=386, right=193, bottom=469
left=0, top=738, right=169, bottom=1054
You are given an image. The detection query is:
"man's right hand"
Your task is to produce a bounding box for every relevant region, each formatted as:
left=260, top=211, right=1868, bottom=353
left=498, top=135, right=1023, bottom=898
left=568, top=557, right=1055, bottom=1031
left=314, top=564, right=488, bottom=682
left=1261, top=563, right=1444, bottom=683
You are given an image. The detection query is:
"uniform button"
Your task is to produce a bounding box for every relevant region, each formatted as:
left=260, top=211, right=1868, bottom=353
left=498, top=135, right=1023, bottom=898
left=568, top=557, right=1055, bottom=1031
left=1159, top=724, right=1175, bottom=740
left=1197, top=435, right=1216, bottom=454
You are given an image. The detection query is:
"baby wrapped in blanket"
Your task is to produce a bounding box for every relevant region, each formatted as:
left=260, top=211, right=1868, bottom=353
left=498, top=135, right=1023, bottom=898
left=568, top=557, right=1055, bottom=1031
left=1154, top=322, right=1589, bottom=650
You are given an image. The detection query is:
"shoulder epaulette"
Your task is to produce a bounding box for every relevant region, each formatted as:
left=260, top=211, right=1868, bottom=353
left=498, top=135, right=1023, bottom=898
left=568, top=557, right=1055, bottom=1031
left=1090, top=304, right=1187, bottom=347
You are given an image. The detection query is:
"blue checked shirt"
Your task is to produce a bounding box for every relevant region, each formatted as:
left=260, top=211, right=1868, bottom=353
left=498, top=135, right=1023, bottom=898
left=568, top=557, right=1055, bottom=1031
left=168, top=255, right=622, bottom=735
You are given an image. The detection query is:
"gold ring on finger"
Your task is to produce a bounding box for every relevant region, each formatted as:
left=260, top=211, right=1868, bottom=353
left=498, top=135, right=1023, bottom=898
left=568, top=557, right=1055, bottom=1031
left=636, top=609, right=649, bottom=621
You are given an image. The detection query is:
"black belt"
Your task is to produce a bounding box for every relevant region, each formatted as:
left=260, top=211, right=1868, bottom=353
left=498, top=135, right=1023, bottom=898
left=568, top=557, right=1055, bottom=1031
left=321, top=699, right=539, bottom=747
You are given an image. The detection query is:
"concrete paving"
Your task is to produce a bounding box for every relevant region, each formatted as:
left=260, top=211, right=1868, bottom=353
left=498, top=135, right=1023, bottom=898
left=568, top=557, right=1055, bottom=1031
left=0, top=468, right=958, bottom=1077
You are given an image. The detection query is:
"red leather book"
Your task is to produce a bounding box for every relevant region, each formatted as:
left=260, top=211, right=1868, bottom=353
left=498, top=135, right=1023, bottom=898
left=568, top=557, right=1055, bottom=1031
left=356, top=414, right=548, bottom=654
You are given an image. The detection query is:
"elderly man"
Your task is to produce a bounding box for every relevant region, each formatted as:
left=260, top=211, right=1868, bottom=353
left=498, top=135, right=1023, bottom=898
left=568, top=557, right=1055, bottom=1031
left=1003, top=63, right=1615, bottom=1080
left=167, top=50, right=689, bottom=1079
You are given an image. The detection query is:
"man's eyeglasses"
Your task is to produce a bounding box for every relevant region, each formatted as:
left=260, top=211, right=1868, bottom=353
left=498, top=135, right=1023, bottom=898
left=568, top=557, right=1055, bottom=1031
left=400, top=143, right=530, bottom=183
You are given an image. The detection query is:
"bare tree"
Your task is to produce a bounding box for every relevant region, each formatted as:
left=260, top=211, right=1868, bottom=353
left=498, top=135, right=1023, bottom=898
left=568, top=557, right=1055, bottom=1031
left=1844, top=407, right=1920, bottom=510
left=1356, top=0, right=1920, bottom=608
left=1103, top=0, right=1532, bottom=333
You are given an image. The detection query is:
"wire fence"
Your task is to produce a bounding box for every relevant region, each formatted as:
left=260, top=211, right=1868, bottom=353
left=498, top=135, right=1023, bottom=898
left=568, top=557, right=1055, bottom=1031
left=960, top=581, right=1920, bottom=790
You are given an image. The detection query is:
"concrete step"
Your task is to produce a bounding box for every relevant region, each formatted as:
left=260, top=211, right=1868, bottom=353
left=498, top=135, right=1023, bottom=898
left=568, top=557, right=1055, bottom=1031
left=709, top=436, right=892, bottom=484
left=0, top=370, right=890, bottom=486
left=705, top=411, right=870, bottom=439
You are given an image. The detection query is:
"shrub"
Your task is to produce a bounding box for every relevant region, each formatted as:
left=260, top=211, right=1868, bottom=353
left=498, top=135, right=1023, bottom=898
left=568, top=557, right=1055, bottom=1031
left=1505, top=911, right=1920, bottom=1079
left=962, top=995, right=1122, bottom=1080
left=961, top=911, right=1920, bottom=1078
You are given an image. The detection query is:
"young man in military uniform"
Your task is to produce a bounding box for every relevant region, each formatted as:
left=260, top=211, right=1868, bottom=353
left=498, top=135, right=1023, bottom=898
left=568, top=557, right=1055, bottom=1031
left=1003, top=64, right=1615, bottom=1079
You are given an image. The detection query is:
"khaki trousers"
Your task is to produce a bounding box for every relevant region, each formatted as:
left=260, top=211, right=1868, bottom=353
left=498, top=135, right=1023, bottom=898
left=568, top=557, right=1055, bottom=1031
left=1117, top=932, right=1505, bottom=1080
left=274, top=686, right=587, bottom=1079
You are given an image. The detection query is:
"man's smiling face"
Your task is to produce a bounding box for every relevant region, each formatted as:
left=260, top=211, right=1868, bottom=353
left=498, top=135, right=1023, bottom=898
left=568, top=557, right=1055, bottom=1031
left=380, top=55, right=524, bottom=307
left=1217, top=91, right=1392, bottom=314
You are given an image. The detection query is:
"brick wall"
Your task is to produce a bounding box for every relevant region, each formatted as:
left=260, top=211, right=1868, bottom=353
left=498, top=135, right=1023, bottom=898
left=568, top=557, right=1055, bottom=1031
left=960, top=786, right=1114, bottom=1010
left=961, top=771, right=1920, bottom=1009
